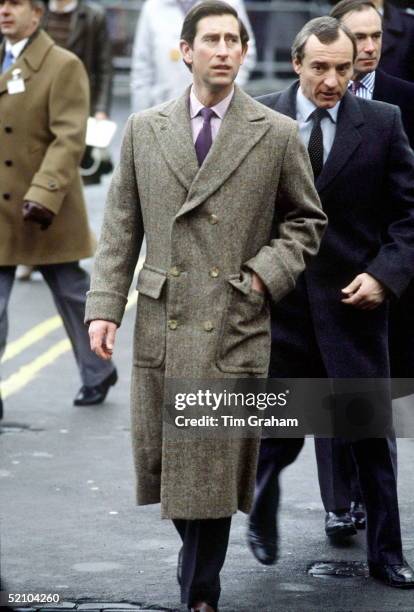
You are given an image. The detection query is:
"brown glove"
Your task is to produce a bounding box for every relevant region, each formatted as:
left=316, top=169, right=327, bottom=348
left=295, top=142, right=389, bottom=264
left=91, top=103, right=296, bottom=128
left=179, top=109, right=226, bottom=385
left=22, top=201, right=55, bottom=231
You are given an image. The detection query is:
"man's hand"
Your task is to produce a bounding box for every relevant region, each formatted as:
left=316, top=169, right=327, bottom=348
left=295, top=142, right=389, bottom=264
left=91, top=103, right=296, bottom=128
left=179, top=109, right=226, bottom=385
left=341, top=273, right=388, bottom=310
left=89, top=320, right=117, bottom=360
left=251, top=272, right=266, bottom=295
left=22, top=201, right=55, bottom=230
left=94, top=111, right=108, bottom=121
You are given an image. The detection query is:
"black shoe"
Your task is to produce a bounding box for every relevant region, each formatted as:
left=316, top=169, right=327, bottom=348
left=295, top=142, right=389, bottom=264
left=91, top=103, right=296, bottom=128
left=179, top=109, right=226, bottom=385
left=369, top=561, right=414, bottom=588
left=177, top=546, right=182, bottom=586
left=73, top=369, right=118, bottom=406
left=247, top=520, right=278, bottom=565
left=0, top=391, right=3, bottom=421
left=325, top=511, right=357, bottom=539
left=350, top=501, right=366, bottom=530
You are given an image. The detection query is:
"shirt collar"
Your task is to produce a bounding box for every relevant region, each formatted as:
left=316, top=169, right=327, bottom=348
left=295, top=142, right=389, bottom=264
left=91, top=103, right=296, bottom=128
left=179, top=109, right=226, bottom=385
left=49, top=0, right=78, bottom=13
left=296, top=87, right=340, bottom=124
left=189, top=86, right=235, bottom=120
left=348, top=71, right=376, bottom=94
left=5, top=38, right=29, bottom=59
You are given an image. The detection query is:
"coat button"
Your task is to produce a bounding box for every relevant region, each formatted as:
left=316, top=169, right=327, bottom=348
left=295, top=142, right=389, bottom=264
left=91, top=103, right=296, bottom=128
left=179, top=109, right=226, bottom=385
left=203, top=321, right=214, bottom=332
left=3, top=193, right=11, bottom=200
left=48, top=180, right=58, bottom=190
left=209, top=214, right=219, bottom=225
left=5, top=126, right=12, bottom=133
left=170, top=266, right=181, bottom=277
left=168, top=319, right=178, bottom=330
left=210, top=267, right=220, bottom=278
left=5, top=160, right=12, bottom=167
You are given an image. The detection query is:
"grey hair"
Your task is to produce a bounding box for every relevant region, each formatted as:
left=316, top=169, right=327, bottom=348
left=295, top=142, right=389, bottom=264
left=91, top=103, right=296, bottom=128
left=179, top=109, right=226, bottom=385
left=291, top=16, right=357, bottom=63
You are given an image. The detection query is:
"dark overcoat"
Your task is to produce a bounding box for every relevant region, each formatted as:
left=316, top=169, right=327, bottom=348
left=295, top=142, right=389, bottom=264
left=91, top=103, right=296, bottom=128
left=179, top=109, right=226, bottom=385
left=372, top=69, right=414, bottom=388
left=85, top=86, right=326, bottom=519
left=259, top=83, right=414, bottom=379
left=379, top=3, right=414, bottom=83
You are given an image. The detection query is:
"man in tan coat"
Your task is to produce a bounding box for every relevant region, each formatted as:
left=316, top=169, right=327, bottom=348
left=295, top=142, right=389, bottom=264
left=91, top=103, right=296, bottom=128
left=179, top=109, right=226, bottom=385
left=0, top=0, right=117, bottom=418
left=85, top=2, right=326, bottom=610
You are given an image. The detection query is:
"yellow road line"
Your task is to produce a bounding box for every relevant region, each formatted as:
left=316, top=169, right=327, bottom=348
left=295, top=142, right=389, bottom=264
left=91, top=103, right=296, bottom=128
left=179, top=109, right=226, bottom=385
left=2, top=286, right=139, bottom=399
left=2, top=315, right=63, bottom=363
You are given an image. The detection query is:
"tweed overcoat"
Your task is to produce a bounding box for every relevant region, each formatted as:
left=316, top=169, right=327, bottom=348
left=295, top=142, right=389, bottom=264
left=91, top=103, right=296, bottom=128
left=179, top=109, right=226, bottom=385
left=85, top=86, right=326, bottom=520
left=0, top=30, right=95, bottom=265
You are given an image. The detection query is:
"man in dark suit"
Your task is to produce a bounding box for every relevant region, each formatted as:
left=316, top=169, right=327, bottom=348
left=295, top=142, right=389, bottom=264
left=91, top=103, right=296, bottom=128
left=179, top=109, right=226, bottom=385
left=247, top=15, right=414, bottom=588
left=319, top=0, right=414, bottom=538
left=377, top=0, right=414, bottom=82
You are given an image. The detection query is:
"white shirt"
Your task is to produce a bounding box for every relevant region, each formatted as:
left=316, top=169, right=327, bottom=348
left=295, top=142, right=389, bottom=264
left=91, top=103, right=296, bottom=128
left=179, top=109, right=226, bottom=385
left=296, top=87, right=340, bottom=163
left=49, top=0, right=78, bottom=12
left=189, top=87, right=234, bottom=143
left=348, top=71, right=376, bottom=100
left=5, top=38, right=29, bottom=63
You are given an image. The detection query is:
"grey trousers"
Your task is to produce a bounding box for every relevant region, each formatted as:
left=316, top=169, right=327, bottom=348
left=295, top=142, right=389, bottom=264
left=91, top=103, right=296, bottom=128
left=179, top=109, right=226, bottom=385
left=0, top=263, right=114, bottom=387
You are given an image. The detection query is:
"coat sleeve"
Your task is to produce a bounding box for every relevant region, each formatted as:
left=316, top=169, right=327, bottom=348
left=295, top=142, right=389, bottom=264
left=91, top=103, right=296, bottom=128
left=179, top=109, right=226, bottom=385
left=244, top=123, right=327, bottom=303
left=24, top=55, right=89, bottom=214
left=85, top=115, right=144, bottom=326
left=91, top=8, right=113, bottom=114
left=365, top=107, right=414, bottom=297
left=130, top=3, right=154, bottom=112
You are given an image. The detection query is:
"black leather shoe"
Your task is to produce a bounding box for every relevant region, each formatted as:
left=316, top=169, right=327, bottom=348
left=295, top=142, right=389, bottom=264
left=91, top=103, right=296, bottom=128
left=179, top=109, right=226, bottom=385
left=177, top=546, right=182, bottom=586
left=73, top=369, right=118, bottom=406
left=369, top=561, right=414, bottom=588
left=325, top=511, right=357, bottom=539
left=247, top=521, right=277, bottom=565
left=350, top=501, right=366, bottom=530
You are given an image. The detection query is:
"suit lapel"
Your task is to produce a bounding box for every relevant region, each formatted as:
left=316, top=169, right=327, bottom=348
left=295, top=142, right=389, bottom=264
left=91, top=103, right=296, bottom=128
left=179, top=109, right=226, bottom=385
left=316, top=93, right=363, bottom=193
left=66, top=5, right=87, bottom=50
left=178, top=86, right=271, bottom=217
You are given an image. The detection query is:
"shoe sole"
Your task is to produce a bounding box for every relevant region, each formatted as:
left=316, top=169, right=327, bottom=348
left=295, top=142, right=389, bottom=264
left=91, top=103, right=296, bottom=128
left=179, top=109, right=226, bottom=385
left=326, top=525, right=358, bottom=539
left=370, top=573, right=414, bottom=589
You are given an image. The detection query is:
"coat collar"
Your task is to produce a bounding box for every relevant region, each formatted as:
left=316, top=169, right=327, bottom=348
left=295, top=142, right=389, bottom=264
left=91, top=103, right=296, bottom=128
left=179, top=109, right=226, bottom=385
left=274, top=81, right=364, bottom=193
left=149, top=85, right=271, bottom=217
left=0, top=30, right=54, bottom=95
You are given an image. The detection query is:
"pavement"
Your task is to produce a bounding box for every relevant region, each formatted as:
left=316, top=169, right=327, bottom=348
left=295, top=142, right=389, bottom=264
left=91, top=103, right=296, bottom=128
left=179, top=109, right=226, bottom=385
left=1, top=97, right=414, bottom=612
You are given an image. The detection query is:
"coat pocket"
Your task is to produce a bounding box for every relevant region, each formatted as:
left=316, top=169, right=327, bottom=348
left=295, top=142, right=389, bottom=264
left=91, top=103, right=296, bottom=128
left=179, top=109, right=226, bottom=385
left=216, top=271, right=271, bottom=375
left=134, top=264, right=167, bottom=368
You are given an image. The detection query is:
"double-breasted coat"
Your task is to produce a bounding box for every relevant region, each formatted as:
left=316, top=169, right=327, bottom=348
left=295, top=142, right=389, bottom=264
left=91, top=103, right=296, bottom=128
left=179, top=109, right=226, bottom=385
left=85, top=86, right=326, bottom=519
left=0, top=30, right=95, bottom=266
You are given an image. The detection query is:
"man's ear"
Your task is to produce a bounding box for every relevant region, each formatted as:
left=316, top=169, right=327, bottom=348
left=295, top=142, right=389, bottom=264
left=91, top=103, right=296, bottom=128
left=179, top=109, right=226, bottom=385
left=33, top=5, right=45, bottom=29
left=180, top=40, right=193, bottom=67
left=292, top=57, right=302, bottom=76
left=240, top=43, right=248, bottom=66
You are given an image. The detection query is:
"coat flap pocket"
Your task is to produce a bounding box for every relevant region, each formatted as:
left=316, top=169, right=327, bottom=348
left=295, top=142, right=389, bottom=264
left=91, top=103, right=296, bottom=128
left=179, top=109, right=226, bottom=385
left=137, top=265, right=167, bottom=299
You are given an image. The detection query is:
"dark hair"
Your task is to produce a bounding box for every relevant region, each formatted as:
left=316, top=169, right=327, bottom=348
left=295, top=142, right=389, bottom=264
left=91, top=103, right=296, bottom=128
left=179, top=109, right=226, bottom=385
left=330, top=0, right=381, bottom=21
left=291, top=16, right=357, bottom=63
left=180, top=0, right=249, bottom=52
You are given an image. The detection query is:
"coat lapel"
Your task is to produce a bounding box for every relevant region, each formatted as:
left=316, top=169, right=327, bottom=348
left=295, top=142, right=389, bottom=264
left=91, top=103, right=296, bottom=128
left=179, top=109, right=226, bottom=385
left=316, top=92, right=363, bottom=193
left=0, top=30, right=54, bottom=95
left=149, top=89, right=199, bottom=192
left=177, top=86, right=271, bottom=217
left=66, top=4, right=87, bottom=49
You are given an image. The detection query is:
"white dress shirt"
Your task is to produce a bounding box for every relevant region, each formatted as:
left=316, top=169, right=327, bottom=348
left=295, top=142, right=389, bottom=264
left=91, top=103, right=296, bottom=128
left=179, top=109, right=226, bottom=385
left=189, top=86, right=234, bottom=144
left=296, top=87, right=340, bottom=163
left=4, top=38, right=29, bottom=63
left=348, top=71, right=376, bottom=100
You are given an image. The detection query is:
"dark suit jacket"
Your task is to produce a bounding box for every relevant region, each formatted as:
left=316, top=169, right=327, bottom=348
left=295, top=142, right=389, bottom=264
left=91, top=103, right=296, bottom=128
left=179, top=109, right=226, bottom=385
left=259, top=82, right=414, bottom=379
left=379, top=3, right=414, bottom=83
left=372, top=68, right=414, bottom=387
left=43, top=0, right=112, bottom=114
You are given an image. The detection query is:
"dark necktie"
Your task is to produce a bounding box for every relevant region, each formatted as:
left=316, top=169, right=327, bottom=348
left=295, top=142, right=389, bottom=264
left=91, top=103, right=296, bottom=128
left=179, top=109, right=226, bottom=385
left=307, top=107, right=329, bottom=180
left=2, top=50, right=14, bottom=74
left=350, top=80, right=362, bottom=95
left=195, top=107, right=216, bottom=167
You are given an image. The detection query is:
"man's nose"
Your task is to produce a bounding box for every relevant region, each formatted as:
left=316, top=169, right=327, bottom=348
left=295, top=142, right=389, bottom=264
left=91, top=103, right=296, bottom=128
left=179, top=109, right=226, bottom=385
left=364, top=38, right=376, bottom=53
left=216, top=39, right=229, bottom=56
left=324, top=72, right=339, bottom=88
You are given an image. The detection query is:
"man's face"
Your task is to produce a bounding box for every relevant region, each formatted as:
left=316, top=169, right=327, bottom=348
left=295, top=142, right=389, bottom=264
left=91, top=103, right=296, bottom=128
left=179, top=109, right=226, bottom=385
left=180, top=14, right=247, bottom=94
left=293, top=32, right=354, bottom=108
left=341, top=7, right=382, bottom=76
left=0, top=0, right=42, bottom=44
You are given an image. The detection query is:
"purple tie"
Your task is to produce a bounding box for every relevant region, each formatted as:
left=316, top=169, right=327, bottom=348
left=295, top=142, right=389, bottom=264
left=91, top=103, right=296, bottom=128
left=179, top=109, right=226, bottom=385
left=195, top=107, right=216, bottom=166
left=350, top=81, right=362, bottom=95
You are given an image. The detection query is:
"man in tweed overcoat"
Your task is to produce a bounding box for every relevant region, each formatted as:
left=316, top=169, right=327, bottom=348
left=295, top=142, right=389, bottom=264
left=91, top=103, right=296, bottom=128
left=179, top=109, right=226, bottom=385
left=85, top=2, right=326, bottom=609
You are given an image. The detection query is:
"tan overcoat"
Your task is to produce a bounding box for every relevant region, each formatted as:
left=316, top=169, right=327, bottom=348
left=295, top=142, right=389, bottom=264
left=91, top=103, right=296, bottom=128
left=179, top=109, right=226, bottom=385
left=0, top=30, right=95, bottom=265
left=85, top=86, right=326, bottom=519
